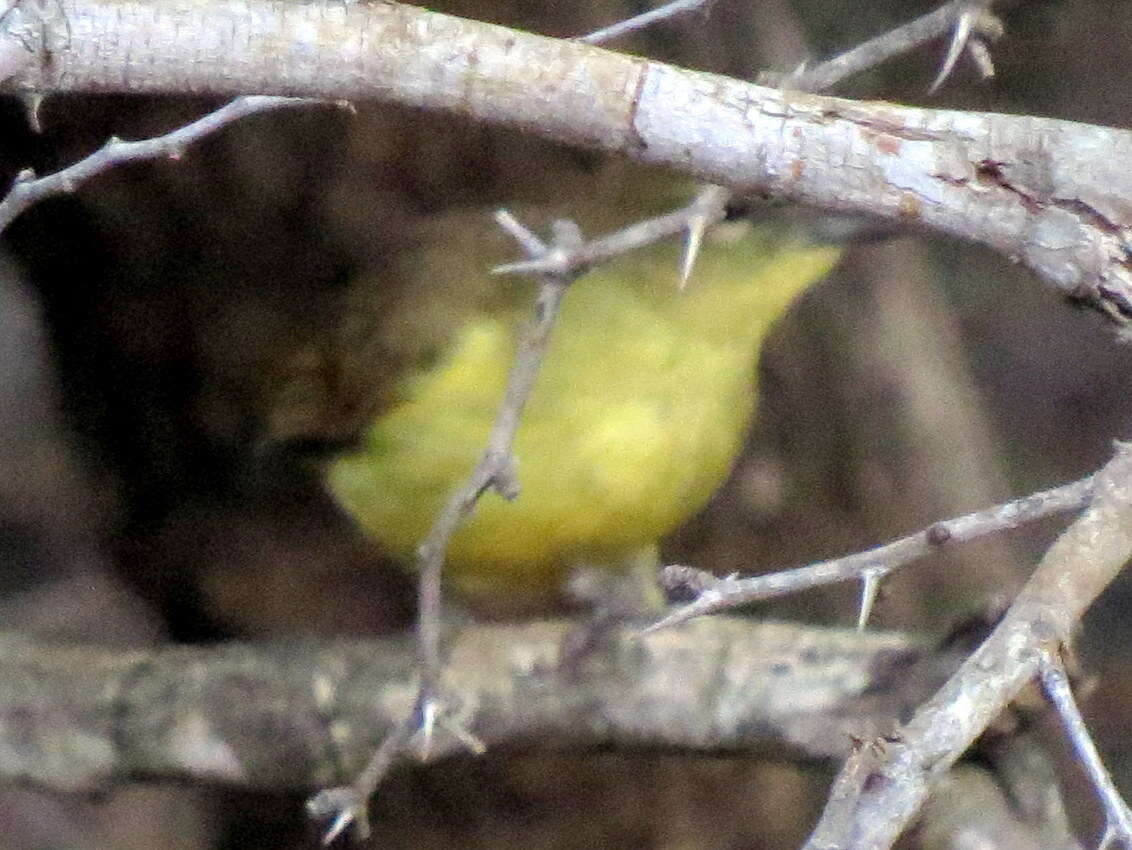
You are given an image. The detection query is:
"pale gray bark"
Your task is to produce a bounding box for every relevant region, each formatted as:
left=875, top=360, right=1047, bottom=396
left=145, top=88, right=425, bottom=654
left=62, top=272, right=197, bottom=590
left=0, top=620, right=940, bottom=792
left=1, top=0, right=1130, bottom=321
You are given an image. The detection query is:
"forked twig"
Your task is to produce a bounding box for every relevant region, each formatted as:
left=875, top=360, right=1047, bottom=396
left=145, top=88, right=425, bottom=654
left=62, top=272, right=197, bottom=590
left=648, top=472, right=1096, bottom=632
left=776, top=0, right=1002, bottom=93
left=0, top=96, right=336, bottom=233
left=493, top=184, right=730, bottom=284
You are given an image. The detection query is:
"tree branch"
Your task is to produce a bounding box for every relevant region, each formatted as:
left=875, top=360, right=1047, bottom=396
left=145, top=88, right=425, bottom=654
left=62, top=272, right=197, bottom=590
left=0, top=620, right=952, bottom=794
left=0, top=95, right=333, bottom=232
left=648, top=471, right=1096, bottom=631
left=766, top=0, right=1001, bottom=93
left=579, top=0, right=716, bottom=46
left=804, top=442, right=1132, bottom=849
left=3, top=0, right=1132, bottom=321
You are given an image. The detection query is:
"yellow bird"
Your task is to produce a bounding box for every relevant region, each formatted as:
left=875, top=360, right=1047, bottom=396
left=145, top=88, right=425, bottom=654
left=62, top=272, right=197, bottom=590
left=326, top=205, right=840, bottom=608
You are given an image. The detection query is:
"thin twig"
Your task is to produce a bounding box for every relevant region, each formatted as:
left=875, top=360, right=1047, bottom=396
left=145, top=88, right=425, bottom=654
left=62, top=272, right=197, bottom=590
left=0, top=96, right=335, bottom=234
left=647, top=472, right=1096, bottom=633
left=307, top=721, right=414, bottom=844
left=311, top=213, right=583, bottom=842
left=579, top=0, right=716, bottom=46
left=415, top=213, right=579, bottom=686
left=1039, top=649, right=1132, bottom=850
left=493, top=185, right=729, bottom=281
left=777, top=0, right=1002, bottom=93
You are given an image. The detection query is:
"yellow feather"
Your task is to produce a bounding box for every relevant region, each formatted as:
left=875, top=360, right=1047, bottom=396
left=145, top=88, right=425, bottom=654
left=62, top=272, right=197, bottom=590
left=330, top=220, right=840, bottom=603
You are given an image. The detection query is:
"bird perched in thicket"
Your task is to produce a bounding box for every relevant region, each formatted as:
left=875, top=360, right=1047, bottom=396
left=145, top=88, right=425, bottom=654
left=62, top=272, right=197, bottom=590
left=316, top=184, right=840, bottom=611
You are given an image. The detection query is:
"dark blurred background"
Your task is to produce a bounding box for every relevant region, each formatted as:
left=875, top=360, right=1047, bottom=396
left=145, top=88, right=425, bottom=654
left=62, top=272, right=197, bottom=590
left=0, top=0, right=1129, bottom=846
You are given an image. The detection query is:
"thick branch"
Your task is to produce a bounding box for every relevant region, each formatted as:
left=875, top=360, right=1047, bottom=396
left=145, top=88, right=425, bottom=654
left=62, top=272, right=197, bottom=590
left=0, top=620, right=954, bottom=794
left=3, top=0, right=1132, bottom=318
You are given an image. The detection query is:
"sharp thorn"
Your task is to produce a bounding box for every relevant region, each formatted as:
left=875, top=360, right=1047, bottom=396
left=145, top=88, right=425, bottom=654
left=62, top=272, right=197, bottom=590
left=856, top=569, right=884, bottom=631
left=680, top=215, right=706, bottom=290
left=930, top=9, right=974, bottom=93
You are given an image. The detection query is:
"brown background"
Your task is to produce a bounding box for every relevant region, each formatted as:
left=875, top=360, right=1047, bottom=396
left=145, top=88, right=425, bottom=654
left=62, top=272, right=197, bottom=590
left=0, top=0, right=1129, bottom=846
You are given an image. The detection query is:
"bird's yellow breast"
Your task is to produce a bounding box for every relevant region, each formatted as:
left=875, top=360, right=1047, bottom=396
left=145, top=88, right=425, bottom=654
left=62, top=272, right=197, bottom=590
left=330, top=226, right=839, bottom=601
